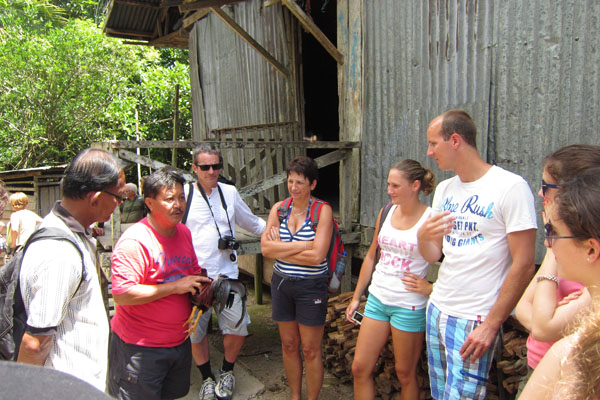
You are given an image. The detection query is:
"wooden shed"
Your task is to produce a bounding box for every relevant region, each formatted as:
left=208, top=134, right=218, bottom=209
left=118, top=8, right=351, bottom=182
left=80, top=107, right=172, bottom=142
left=0, top=165, right=67, bottom=227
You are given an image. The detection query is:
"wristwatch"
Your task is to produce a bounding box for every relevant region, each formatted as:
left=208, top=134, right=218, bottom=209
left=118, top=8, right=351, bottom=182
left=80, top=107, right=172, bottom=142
left=536, top=275, right=559, bottom=285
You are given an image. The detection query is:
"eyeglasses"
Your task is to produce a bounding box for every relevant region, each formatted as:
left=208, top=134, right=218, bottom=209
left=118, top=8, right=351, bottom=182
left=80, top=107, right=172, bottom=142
left=195, top=163, right=223, bottom=171
left=102, top=190, right=126, bottom=203
left=544, top=222, right=582, bottom=247
left=541, top=179, right=560, bottom=197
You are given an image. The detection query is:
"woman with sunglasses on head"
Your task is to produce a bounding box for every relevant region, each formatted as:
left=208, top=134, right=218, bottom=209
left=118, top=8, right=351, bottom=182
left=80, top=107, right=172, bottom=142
left=261, top=156, right=333, bottom=400
left=345, top=160, right=435, bottom=400
left=520, top=168, right=600, bottom=399
left=515, top=145, right=600, bottom=378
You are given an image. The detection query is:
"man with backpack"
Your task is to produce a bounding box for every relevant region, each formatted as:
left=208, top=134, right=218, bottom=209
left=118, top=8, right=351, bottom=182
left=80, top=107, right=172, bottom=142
left=17, top=148, right=126, bottom=391
left=184, top=145, right=266, bottom=400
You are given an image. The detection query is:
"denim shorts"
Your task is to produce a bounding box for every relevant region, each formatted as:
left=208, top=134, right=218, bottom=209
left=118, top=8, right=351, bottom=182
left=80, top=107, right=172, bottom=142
left=108, top=332, right=192, bottom=400
left=364, top=293, right=426, bottom=332
left=271, top=272, right=328, bottom=326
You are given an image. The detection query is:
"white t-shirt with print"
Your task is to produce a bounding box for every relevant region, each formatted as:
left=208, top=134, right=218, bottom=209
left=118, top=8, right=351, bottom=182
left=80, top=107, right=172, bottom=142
left=369, top=205, right=432, bottom=310
left=429, top=165, right=537, bottom=320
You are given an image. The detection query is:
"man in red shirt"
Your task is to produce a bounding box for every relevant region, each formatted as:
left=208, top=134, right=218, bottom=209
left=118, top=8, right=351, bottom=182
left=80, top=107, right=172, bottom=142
left=109, top=168, right=211, bottom=400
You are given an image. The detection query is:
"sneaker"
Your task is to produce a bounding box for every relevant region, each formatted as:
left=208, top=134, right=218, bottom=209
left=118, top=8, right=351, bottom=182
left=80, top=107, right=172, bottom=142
left=199, top=377, right=216, bottom=400
left=215, top=371, right=235, bottom=400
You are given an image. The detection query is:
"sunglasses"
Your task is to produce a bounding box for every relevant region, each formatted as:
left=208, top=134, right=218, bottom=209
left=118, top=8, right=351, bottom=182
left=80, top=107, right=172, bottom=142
left=544, top=222, right=582, bottom=248
left=102, top=190, right=126, bottom=203
left=541, top=179, right=560, bottom=197
left=195, top=163, right=223, bottom=171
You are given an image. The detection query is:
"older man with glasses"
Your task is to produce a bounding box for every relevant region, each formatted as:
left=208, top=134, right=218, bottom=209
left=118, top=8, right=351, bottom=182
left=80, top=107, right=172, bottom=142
left=183, top=145, right=266, bottom=400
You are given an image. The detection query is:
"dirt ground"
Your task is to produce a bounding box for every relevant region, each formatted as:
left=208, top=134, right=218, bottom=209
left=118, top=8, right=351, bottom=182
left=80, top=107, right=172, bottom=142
left=207, top=274, right=354, bottom=399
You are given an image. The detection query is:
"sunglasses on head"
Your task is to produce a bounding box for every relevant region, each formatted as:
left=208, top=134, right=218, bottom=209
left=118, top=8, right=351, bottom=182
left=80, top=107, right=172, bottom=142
left=195, top=163, right=223, bottom=171
left=541, top=179, right=560, bottom=197
left=543, top=222, right=582, bottom=248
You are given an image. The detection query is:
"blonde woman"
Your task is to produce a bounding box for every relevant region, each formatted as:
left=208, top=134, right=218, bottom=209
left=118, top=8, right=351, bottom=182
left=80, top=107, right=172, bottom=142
left=9, top=192, right=42, bottom=251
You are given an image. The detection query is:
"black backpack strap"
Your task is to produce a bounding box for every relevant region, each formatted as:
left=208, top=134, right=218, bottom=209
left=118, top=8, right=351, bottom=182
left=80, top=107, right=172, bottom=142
left=277, top=197, right=293, bottom=224
left=374, top=203, right=394, bottom=264
left=182, top=182, right=194, bottom=225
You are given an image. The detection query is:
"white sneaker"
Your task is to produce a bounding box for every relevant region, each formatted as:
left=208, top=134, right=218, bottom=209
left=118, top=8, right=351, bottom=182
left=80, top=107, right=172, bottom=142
left=199, top=377, right=217, bottom=400
left=215, top=371, right=235, bottom=400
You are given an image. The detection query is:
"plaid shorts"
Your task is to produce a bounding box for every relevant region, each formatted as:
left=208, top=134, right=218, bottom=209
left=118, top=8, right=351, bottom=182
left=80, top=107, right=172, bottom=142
left=426, top=302, right=498, bottom=400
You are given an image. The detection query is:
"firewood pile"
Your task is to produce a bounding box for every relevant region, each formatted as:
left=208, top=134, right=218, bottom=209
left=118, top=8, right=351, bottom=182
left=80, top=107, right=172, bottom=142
left=324, top=293, right=528, bottom=399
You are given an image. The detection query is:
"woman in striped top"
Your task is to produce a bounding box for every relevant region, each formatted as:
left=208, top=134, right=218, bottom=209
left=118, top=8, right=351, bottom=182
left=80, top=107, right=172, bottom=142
left=261, top=156, right=333, bottom=400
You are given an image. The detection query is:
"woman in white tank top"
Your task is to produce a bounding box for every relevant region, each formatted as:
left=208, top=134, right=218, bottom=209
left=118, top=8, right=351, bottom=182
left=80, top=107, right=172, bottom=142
left=346, top=160, right=435, bottom=400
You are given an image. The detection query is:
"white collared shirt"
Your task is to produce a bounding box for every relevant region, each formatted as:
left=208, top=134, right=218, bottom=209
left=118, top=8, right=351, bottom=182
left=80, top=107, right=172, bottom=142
left=184, top=182, right=266, bottom=279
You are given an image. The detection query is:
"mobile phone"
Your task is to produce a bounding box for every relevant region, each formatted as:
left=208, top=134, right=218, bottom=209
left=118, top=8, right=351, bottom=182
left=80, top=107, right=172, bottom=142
left=351, top=311, right=364, bottom=325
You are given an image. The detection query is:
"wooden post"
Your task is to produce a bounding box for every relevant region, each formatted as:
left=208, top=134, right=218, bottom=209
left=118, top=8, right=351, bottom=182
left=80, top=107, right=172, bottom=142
left=172, top=84, right=179, bottom=167
left=254, top=253, right=263, bottom=305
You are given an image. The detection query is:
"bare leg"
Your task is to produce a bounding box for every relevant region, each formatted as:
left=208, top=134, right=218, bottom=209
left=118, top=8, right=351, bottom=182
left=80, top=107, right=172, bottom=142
left=391, top=328, right=424, bottom=400
left=223, top=334, right=245, bottom=363
left=298, top=324, right=325, bottom=400
left=278, top=321, right=302, bottom=400
left=192, top=336, right=210, bottom=366
left=352, top=317, right=392, bottom=400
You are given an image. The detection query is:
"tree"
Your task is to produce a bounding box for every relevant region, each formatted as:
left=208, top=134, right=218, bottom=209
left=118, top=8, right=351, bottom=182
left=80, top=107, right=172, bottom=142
left=0, top=17, right=191, bottom=169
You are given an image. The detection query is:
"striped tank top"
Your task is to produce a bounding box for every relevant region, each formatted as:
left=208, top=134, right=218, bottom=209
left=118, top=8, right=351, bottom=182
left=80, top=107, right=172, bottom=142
left=274, top=199, right=328, bottom=278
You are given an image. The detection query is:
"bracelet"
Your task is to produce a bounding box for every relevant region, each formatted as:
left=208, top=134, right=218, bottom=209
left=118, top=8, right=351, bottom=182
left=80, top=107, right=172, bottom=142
left=536, top=275, right=559, bottom=285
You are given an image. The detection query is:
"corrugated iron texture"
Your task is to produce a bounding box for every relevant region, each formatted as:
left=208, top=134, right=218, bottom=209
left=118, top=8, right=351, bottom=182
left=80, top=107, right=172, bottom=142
left=104, top=0, right=162, bottom=39
left=360, top=1, right=600, bottom=260
left=191, top=1, right=295, bottom=131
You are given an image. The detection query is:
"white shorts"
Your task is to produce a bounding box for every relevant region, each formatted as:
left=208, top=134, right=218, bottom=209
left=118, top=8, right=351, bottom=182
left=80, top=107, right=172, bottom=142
left=190, top=292, right=250, bottom=343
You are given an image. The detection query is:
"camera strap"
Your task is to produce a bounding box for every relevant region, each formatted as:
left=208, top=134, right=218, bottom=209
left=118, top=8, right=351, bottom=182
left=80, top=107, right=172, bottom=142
left=196, top=183, right=234, bottom=240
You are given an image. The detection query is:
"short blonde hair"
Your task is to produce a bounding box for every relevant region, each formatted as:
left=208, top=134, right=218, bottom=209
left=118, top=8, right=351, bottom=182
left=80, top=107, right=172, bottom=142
left=9, top=192, right=29, bottom=210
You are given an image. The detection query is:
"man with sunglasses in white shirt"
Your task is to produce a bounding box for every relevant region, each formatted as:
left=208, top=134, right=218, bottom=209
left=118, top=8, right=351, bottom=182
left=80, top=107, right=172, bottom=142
left=184, top=145, right=266, bottom=400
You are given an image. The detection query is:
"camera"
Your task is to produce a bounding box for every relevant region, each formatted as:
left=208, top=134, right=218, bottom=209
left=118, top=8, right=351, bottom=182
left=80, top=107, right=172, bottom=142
left=350, top=311, right=364, bottom=325
left=218, top=235, right=240, bottom=251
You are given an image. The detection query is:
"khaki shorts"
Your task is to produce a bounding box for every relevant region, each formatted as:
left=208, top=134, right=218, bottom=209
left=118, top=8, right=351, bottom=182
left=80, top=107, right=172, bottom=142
left=190, top=292, right=250, bottom=343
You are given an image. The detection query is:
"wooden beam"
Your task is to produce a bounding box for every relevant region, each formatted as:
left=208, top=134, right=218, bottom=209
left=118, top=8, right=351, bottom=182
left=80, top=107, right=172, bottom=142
left=105, top=27, right=155, bottom=39
left=210, top=6, right=289, bottom=78
left=161, top=0, right=184, bottom=6
left=180, top=0, right=245, bottom=12
left=106, top=140, right=360, bottom=150
left=115, top=0, right=160, bottom=9
left=117, top=150, right=196, bottom=182
left=263, top=0, right=280, bottom=6
left=238, top=149, right=349, bottom=199
left=281, top=0, right=343, bottom=65
left=183, top=8, right=210, bottom=29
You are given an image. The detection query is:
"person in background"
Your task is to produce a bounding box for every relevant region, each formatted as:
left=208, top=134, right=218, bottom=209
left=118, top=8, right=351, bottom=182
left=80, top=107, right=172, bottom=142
left=0, top=181, right=8, bottom=264
left=417, top=110, right=537, bottom=399
left=520, top=168, right=600, bottom=399
left=261, top=156, right=333, bottom=400
left=120, top=183, right=145, bottom=224
left=184, top=145, right=266, bottom=400
left=18, top=148, right=125, bottom=391
left=108, top=168, right=210, bottom=400
left=515, top=145, right=599, bottom=381
left=8, top=192, right=42, bottom=252
left=346, top=160, right=435, bottom=400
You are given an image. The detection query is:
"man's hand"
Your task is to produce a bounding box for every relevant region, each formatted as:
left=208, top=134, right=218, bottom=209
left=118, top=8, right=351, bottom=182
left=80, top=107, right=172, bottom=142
left=17, top=333, right=53, bottom=365
left=459, top=321, right=499, bottom=362
left=91, top=226, right=105, bottom=237
left=419, top=211, right=455, bottom=242
left=172, top=275, right=212, bottom=296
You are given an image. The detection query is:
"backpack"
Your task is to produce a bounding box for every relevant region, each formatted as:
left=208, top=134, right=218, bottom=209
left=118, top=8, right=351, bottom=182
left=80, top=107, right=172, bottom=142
left=0, top=227, right=85, bottom=361
left=277, top=197, right=345, bottom=285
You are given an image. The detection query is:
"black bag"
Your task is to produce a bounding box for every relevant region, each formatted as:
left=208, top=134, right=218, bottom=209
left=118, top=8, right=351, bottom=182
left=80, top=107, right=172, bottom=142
left=0, top=227, right=85, bottom=361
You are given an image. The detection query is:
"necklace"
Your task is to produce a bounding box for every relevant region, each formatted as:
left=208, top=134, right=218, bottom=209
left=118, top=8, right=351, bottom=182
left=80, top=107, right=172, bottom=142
left=291, top=207, right=307, bottom=216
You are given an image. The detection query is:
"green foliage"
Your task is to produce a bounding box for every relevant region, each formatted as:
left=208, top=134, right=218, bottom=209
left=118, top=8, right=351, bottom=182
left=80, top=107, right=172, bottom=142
left=0, top=14, right=191, bottom=170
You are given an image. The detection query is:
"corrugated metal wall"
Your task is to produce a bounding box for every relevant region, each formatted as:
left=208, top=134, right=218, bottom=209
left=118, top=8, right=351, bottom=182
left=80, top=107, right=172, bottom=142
left=360, top=0, right=600, bottom=260
left=190, top=1, right=295, bottom=132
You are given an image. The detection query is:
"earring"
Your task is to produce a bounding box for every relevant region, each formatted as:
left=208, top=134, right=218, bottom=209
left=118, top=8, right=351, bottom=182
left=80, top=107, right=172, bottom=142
left=588, top=257, right=592, bottom=262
